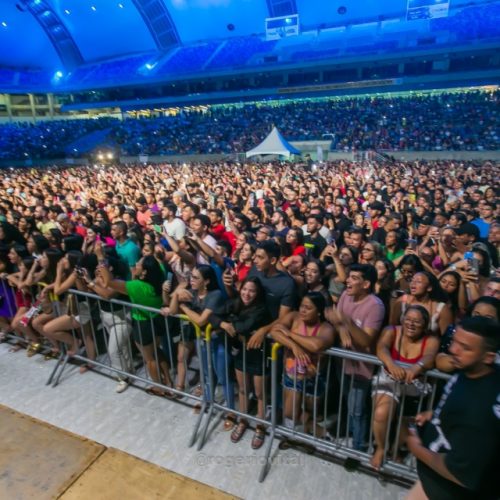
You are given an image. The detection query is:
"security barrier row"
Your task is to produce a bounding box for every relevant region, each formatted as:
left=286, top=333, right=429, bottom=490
left=0, top=281, right=450, bottom=485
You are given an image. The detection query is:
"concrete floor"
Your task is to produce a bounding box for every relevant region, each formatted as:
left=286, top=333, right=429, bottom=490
left=0, top=342, right=407, bottom=500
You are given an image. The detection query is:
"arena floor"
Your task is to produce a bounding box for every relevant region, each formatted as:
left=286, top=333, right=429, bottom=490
left=0, top=405, right=232, bottom=500
left=0, top=342, right=407, bottom=500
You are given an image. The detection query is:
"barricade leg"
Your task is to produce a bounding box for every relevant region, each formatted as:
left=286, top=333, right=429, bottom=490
left=45, top=348, right=67, bottom=386
left=197, top=334, right=216, bottom=451
left=51, top=346, right=71, bottom=388
left=188, top=331, right=208, bottom=448
left=259, top=343, right=281, bottom=482
left=51, top=314, right=84, bottom=388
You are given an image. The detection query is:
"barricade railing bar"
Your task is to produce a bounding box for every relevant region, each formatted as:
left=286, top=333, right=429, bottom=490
left=257, top=344, right=450, bottom=483
left=0, top=285, right=452, bottom=486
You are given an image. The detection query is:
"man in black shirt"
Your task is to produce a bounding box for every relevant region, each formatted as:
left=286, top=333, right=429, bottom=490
left=224, top=240, right=297, bottom=347
left=407, top=317, right=500, bottom=500
left=332, top=204, right=351, bottom=245
left=304, top=214, right=327, bottom=259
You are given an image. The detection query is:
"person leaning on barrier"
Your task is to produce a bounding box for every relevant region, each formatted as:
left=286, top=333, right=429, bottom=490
left=100, top=255, right=174, bottom=397
left=406, top=316, right=500, bottom=500
left=3, top=253, right=37, bottom=352
left=25, top=248, right=63, bottom=358
left=370, top=305, right=439, bottom=470
left=223, top=240, right=297, bottom=349
left=325, top=264, right=385, bottom=452
left=83, top=246, right=134, bottom=394
left=167, top=265, right=233, bottom=419
left=42, top=252, right=99, bottom=370
left=270, top=292, right=335, bottom=434
left=210, top=276, right=272, bottom=449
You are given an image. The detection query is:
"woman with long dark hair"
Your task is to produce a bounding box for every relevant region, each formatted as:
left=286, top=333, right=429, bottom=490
left=42, top=251, right=98, bottom=365
left=438, top=270, right=467, bottom=318
left=270, top=292, right=335, bottom=434
left=4, top=254, right=38, bottom=351
left=26, top=248, right=64, bottom=357
left=168, top=265, right=230, bottom=417
left=215, top=276, right=271, bottom=448
left=83, top=246, right=133, bottom=393
left=26, top=234, right=50, bottom=258
left=390, top=271, right=453, bottom=335
left=3, top=245, right=32, bottom=348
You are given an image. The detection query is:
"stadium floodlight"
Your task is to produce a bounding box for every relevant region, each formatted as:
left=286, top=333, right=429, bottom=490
left=97, top=153, right=104, bottom=160
left=51, top=70, right=64, bottom=84
left=107, top=152, right=114, bottom=159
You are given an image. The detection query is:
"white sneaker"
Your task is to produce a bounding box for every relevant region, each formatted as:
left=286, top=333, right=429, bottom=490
left=115, top=380, right=129, bottom=393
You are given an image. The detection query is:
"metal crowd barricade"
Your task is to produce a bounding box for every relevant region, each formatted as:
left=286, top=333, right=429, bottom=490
left=6, top=284, right=455, bottom=486
left=48, top=288, right=207, bottom=446
left=259, top=345, right=450, bottom=483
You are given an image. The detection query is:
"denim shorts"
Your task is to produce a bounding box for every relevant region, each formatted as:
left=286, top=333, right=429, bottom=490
left=283, top=372, right=326, bottom=397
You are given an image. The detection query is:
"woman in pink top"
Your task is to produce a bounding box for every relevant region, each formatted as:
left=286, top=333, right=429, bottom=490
left=270, top=293, right=335, bottom=433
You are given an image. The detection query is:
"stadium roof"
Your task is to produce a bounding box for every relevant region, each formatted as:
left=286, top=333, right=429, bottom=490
left=0, top=0, right=487, bottom=71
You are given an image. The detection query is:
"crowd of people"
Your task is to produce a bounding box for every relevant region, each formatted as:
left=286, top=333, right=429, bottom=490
left=113, top=91, right=499, bottom=155
left=0, top=91, right=498, bottom=160
left=0, top=117, right=118, bottom=160
left=0, top=158, right=498, bottom=498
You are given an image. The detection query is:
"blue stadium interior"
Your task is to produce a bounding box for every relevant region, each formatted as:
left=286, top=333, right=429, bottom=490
left=1, top=0, right=499, bottom=95
left=0, top=3, right=499, bottom=496
left=0, top=1, right=499, bottom=160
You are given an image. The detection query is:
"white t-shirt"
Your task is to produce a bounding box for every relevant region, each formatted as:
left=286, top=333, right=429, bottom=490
left=197, top=234, right=217, bottom=265
left=163, top=218, right=186, bottom=240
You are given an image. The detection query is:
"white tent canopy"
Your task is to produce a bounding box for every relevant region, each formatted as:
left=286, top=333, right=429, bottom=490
left=245, top=126, right=301, bottom=158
